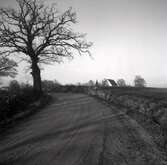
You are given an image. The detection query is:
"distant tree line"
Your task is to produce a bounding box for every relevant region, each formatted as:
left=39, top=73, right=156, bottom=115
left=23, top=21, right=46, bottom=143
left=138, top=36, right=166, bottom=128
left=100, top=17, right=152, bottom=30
left=77, top=75, right=146, bottom=88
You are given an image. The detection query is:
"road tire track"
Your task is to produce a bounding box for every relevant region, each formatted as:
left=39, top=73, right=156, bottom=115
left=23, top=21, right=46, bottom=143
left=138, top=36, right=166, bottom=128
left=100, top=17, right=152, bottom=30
left=0, top=93, right=167, bottom=165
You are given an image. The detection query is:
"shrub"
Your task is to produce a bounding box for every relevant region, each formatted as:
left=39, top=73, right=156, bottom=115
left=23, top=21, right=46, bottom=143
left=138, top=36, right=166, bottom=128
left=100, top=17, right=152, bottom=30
left=0, top=84, right=36, bottom=122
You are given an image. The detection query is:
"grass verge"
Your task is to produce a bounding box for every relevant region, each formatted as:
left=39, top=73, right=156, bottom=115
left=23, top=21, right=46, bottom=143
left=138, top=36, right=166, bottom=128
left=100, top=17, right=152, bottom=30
left=0, top=94, right=53, bottom=134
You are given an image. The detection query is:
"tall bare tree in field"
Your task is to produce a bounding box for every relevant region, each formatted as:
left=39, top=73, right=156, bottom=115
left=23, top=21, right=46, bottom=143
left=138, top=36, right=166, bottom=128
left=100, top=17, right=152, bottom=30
left=0, top=0, right=92, bottom=95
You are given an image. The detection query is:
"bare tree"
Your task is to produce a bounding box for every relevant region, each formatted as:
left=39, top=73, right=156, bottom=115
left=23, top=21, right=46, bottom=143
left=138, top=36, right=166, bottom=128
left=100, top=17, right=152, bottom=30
left=117, top=78, right=126, bottom=87
left=0, top=57, right=17, bottom=78
left=87, top=80, right=95, bottom=86
left=134, top=75, right=146, bottom=87
left=9, top=79, right=20, bottom=94
left=0, top=0, right=92, bottom=95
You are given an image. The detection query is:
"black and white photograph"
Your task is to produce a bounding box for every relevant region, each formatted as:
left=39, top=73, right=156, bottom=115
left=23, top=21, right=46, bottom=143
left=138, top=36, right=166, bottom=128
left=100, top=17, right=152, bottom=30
left=0, top=0, right=167, bottom=164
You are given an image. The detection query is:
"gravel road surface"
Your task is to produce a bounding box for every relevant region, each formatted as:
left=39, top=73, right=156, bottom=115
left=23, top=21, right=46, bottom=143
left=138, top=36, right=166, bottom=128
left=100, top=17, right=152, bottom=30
left=0, top=93, right=166, bottom=165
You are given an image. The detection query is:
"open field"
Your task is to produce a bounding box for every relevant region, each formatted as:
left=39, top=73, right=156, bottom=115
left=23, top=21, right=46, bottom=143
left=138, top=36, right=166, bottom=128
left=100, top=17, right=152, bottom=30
left=96, top=87, right=167, bottom=99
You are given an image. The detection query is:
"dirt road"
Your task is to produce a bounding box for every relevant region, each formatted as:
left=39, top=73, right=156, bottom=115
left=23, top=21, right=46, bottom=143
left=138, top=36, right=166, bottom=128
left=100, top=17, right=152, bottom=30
left=0, top=93, right=166, bottom=165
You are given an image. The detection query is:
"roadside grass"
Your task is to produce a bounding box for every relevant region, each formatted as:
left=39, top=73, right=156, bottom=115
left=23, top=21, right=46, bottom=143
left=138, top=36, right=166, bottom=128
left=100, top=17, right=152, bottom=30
left=90, top=86, right=167, bottom=155
left=0, top=84, right=88, bottom=131
left=0, top=87, right=53, bottom=131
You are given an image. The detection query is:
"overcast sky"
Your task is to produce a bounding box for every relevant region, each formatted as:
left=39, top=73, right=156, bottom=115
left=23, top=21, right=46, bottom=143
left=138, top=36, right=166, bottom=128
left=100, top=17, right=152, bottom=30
left=1, top=0, right=167, bottom=87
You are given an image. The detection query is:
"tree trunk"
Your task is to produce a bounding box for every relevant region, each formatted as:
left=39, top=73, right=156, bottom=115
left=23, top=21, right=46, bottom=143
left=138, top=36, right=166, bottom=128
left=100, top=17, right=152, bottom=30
left=31, top=59, right=42, bottom=97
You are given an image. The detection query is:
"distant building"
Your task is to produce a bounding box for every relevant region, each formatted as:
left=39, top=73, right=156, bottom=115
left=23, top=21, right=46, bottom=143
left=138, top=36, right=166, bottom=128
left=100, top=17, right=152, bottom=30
left=103, top=79, right=118, bottom=87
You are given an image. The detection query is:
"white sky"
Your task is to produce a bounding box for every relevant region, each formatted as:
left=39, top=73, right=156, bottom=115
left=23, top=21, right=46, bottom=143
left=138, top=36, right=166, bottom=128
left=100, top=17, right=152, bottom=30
left=1, top=0, right=167, bottom=86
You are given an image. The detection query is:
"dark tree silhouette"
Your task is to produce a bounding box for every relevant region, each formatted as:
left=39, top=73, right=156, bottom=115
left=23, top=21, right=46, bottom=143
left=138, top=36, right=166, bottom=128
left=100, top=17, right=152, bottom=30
left=117, top=78, right=126, bottom=87
left=134, top=75, right=146, bottom=87
left=0, top=57, right=17, bottom=78
left=8, top=80, right=20, bottom=94
left=86, top=80, right=95, bottom=86
left=0, top=0, right=92, bottom=95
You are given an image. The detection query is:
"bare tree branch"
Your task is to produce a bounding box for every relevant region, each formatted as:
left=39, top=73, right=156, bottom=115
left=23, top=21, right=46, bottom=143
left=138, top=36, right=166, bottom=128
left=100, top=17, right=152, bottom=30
left=0, top=57, right=17, bottom=77
left=0, top=0, right=92, bottom=93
